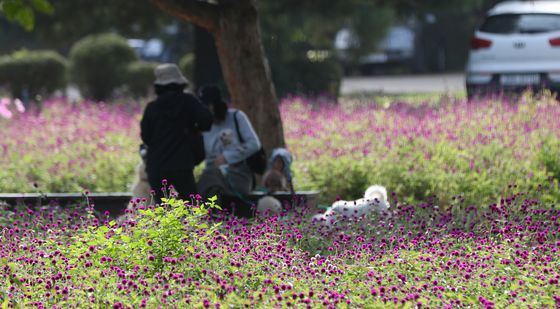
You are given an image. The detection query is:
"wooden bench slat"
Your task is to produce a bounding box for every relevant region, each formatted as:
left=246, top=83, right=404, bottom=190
left=0, top=192, right=132, bottom=199
left=0, top=191, right=321, bottom=217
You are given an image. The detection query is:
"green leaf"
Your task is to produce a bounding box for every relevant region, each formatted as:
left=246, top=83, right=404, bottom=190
left=15, top=6, right=34, bottom=31
left=2, top=295, right=9, bottom=309
left=30, top=0, right=53, bottom=14
left=0, top=0, right=24, bottom=18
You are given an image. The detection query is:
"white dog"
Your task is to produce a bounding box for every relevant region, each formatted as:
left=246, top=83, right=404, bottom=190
left=256, top=195, right=282, bottom=217
left=218, top=129, right=235, bottom=151
left=312, top=185, right=390, bottom=226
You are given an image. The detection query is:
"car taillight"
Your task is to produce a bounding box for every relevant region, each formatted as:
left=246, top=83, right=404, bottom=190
left=470, top=37, right=492, bottom=50
left=549, top=37, right=560, bottom=46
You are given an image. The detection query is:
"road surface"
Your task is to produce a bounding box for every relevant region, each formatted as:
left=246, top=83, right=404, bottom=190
left=341, top=73, right=465, bottom=95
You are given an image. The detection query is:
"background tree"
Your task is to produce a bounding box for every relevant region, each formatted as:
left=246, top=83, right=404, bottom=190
left=1, top=0, right=504, bottom=152
left=0, top=0, right=53, bottom=31
left=152, top=0, right=286, bottom=152
left=259, top=1, right=396, bottom=94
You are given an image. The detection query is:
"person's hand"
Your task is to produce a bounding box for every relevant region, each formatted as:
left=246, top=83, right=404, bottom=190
left=213, top=155, right=227, bottom=167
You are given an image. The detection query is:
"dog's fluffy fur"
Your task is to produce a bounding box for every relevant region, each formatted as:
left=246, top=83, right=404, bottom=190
left=218, top=129, right=234, bottom=152
left=312, top=185, right=390, bottom=226
left=256, top=196, right=282, bottom=216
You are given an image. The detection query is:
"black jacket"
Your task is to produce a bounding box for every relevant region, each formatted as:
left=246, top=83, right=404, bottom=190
left=140, top=91, right=213, bottom=173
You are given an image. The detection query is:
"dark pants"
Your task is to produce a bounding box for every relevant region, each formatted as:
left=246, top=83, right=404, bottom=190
left=197, top=166, right=255, bottom=218
left=147, top=169, right=196, bottom=204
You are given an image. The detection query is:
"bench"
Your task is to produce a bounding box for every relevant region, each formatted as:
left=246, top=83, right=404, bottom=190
left=247, top=190, right=320, bottom=206
left=0, top=192, right=132, bottom=217
left=216, top=190, right=320, bottom=218
left=0, top=190, right=320, bottom=218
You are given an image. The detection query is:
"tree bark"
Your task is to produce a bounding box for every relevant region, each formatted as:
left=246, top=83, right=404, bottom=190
left=152, top=0, right=285, bottom=153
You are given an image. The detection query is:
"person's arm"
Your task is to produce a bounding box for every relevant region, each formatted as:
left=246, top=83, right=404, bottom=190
left=187, top=94, right=213, bottom=132
left=140, top=104, right=153, bottom=146
left=223, top=110, right=261, bottom=164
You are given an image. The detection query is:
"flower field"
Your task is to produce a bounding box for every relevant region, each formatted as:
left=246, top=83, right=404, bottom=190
left=0, top=99, right=140, bottom=193
left=0, top=185, right=558, bottom=307
left=1, top=94, right=559, bottom=307
left=2, top=94, right=560, bottom=208
left=284, top=94, right=560, bottom=206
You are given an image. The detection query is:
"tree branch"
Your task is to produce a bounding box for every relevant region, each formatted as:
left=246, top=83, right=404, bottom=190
left=151, top=0, right=219, bottom=33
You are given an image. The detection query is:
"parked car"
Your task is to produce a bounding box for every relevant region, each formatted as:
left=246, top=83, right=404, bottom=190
left=466, top=1, right=560, bottom=99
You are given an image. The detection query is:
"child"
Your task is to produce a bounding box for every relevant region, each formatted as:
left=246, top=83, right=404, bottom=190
left=256, top=148, right=294, bottom=216
left=261, top=148, right=294, bottom=193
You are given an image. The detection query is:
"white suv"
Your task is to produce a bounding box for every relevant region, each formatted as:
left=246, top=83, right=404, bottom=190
left=466, top=1, right=560, bottom=98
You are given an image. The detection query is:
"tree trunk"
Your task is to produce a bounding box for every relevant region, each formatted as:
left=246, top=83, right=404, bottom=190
left=193, top=26, right=223, bottom=89
left=151, top=0, right=285, bottom=153
left=212, top=1, right=284, bottom=152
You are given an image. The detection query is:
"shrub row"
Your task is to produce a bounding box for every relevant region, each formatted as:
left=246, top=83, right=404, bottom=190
left=0, top=50, right=66, bottom=100
left=0, top=33, right=197, bottom=101
left=68, top=33, right=139, bottom=100
left=0, top=32, right=342, bottom=101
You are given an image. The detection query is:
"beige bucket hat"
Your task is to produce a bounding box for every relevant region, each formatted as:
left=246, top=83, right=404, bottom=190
left=153, top=63, right=189, bottom=86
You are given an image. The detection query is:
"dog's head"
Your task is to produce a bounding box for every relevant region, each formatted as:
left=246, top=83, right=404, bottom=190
left=219, top=129, right=234, bottom=146
left=364, top=185, right=388, bottom=201
left=364, top=185, right=390, bottom=213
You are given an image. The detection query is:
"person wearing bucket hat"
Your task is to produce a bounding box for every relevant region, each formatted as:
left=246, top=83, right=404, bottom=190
left=140, top=63, right=213, bottom=203
left=153, top=63, right=189, bottom=86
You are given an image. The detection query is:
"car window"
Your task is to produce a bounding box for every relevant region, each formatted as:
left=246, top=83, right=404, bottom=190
left=480, top=14, right=560, bottom=34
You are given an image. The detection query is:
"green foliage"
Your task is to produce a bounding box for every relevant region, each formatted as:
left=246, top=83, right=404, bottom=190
left=0, top=49, right=66, bottom=99
left=260, top=1, right=394, bottom=96
left=339, top=5, right=395, bottom=72
left=124, top=61, right=158, bottom=98
left=60, top=196, right=222, bottom=273
left=537, top=135, right=560, bottom=182
left=179, top=53, right=194, bottom=81
left=300, top=136, right=557, bottom=207
left=30, top=0, right=176, bottom=52
left=69, top=33, right=138, bottom=101
left=272, top=56, right=343, bottom=98
left=0, top=0, right=53, bottom=31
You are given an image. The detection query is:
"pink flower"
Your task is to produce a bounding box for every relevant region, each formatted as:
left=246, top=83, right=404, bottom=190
left=0, top=104, right=12, bottom=119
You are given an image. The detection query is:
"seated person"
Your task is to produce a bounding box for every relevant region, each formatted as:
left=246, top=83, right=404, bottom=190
left=255, top=148, right=294, bottom=217
left=261, top=148, right=294, bottom=193
left=196, top=85, right=261, bottom=218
